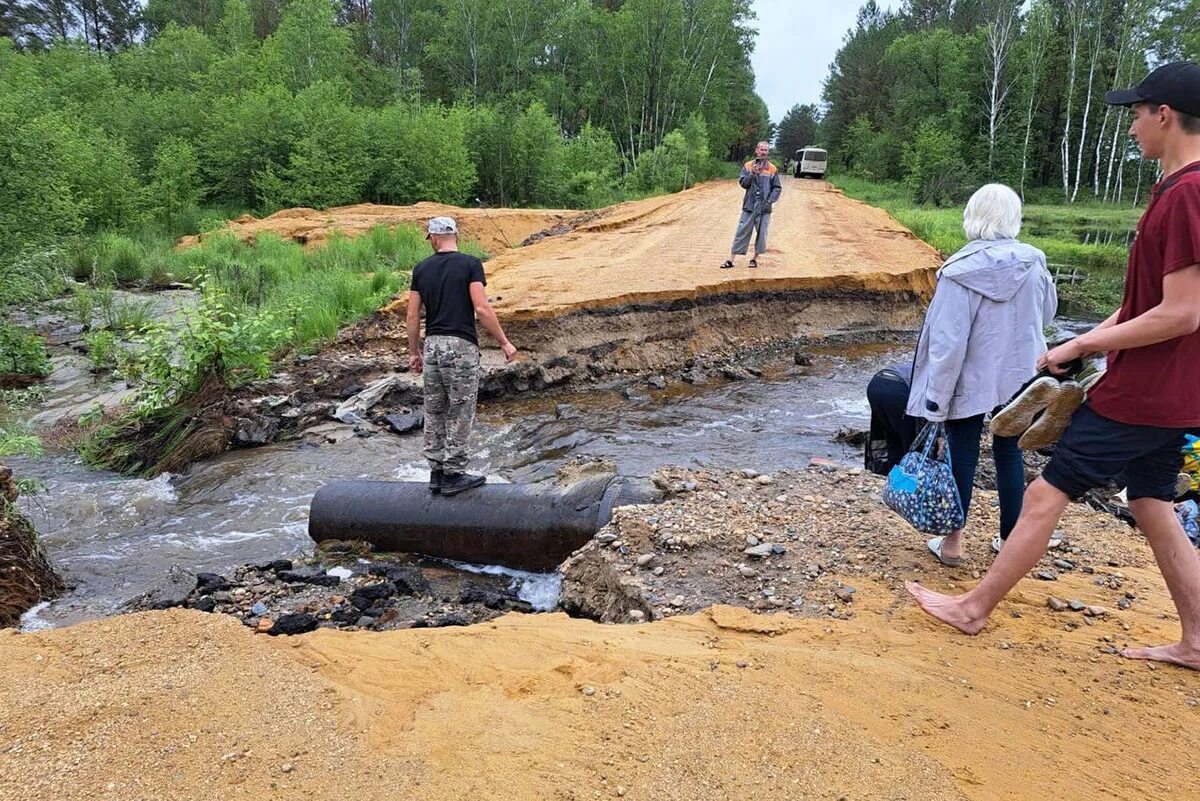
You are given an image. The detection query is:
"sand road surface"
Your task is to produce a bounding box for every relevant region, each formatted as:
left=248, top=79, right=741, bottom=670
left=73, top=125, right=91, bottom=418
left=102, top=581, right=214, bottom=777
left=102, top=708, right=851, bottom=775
left=481, top=177, right=939, bottom=320
left=202, top=178, right=941, bottom=323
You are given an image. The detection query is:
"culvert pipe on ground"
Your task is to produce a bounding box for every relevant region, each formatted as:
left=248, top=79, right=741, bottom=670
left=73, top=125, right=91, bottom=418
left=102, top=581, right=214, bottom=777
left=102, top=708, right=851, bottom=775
left=308, top=475, right=658, bottom=571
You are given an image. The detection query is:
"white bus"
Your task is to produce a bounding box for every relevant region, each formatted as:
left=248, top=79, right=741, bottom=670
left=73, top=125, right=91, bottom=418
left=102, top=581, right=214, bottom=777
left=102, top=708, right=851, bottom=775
left=794, top=147, right=828, bottom=179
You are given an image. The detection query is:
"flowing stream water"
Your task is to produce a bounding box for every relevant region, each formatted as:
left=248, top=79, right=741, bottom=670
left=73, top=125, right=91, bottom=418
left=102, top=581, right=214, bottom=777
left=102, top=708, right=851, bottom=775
left=12, top=319, right=1093, bottom=629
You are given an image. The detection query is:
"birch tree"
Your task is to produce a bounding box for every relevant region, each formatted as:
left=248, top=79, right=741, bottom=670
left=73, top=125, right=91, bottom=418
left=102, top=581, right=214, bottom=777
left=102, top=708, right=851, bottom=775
left=982, top=0, right=1017, bottom=175
left=1017, top=0, right=1051, bottom=199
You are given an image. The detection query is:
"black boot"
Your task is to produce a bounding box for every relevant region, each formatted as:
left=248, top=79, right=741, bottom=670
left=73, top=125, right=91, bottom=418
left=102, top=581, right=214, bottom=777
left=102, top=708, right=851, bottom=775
left=429, top=468, right=444, bottom=494
left=441, top=472, right=486, bottom=496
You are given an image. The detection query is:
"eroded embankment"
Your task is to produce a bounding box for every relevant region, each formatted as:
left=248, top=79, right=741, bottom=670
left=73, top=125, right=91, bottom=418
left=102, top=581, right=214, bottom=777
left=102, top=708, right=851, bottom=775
left=3, top=467, right=1197, bottom=801
left=221, top=180, right=937, bottom=448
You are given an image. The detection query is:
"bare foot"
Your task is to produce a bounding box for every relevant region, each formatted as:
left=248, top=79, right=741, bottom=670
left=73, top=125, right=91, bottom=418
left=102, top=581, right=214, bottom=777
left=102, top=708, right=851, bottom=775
left=904, top=581, right=988, bottom=635
left=1121, top=643, right=1200, bottom=671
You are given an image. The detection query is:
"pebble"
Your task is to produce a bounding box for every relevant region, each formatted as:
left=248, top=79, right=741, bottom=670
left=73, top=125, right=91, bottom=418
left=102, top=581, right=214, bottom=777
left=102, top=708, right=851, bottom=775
left=1047, top=597, right=1069, bottom=612
left=740, top=469, right=759, bottom=479
left=596, top=533, right=617, bottom=544
left=1035, top=570, right=1058, bottom=581
left=1053, top=559, right=1075, bottom=571
left=281, top=764, right=295, bottom=774
left=582, top=686, right=596, bottom=696
left=628, top=610, right=646, bottom=622
left=746, top=534, right=760, bottom=547
left=755, top=474, right=774, bottom=486
left=635, top=554, right=655, bottom=567
left=1067, top=600, right=1086, bottom=612
left=738, top=565, right=759, bottom=578
left=743, top=543, right=773, bottom=559
left=1084, top=606, right=1108, bottom=618
left=652, top=566, right=664, bottom=577
left=834, top=587, right=854, bottom=603
left=671, top=595, right=686, bottom=607
left=250, top=602, right=269, bottom=616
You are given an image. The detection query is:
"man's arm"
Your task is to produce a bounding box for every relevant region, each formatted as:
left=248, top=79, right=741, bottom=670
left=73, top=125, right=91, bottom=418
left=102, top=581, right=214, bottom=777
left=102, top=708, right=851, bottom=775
left=406, top=291, right=423, bottom=373
left=469, top=282, right=518, bottom=361
left=738, top=163, right=753, bottom=188
left=1040, top=265, right=1200, bottom=370
left=767, top=169, right=782, bottom=204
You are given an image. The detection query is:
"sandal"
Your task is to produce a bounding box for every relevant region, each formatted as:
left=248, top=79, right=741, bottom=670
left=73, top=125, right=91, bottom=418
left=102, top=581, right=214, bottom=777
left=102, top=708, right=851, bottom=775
left=720, top=259, right=735, bottom=269
left=748, top=258, right=758, bottom=269
left=927, top=536, right=963, bottom=567
left=1018, top=380, right=1084, bottom=450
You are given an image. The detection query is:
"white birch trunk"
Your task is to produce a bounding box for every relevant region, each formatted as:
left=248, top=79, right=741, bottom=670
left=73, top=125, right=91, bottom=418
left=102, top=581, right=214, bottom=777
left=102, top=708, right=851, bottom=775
left=1070, top=19, right=1103, bottom=203
left=1060, top=2, right=1083, bottom=201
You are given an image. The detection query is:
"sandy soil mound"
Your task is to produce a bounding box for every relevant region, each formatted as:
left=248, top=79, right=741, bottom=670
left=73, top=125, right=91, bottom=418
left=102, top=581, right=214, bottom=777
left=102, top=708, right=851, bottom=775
left=4, top=470, right=1198, bottom=801
left=178, top=201, right=582, bottom=256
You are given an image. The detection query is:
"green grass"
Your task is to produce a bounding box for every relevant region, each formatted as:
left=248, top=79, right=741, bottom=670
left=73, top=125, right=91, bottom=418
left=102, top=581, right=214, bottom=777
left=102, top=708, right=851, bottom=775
left=0, top=386, right=46, bottom=458
left=830, top=176, right=1141, bottom=315
left=182, top=224, right=481, bottom=350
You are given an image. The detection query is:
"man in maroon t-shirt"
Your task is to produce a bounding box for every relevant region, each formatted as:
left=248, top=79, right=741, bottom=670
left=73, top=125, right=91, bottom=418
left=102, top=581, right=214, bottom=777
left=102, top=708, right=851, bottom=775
left=908, top=61, right=1200, bottom=672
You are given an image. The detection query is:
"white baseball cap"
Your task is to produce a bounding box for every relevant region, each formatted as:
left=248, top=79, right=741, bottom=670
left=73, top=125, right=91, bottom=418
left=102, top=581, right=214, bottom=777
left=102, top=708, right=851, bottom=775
left=426, top=216, right=458, bottom=237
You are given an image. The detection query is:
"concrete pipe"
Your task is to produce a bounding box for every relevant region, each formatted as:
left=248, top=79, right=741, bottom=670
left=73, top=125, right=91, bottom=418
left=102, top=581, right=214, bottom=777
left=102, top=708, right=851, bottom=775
left=308, top=474, right=658, bottom=571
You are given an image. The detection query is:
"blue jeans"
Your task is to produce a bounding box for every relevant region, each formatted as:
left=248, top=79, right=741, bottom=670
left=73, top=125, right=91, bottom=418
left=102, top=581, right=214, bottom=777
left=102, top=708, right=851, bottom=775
left=944, top=414, right=1024, bottom=539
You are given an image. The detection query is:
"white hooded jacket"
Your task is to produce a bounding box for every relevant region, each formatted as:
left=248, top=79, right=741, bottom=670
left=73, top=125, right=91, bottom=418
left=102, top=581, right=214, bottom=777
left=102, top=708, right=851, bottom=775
left=906, top=238, right=1058, bottom=423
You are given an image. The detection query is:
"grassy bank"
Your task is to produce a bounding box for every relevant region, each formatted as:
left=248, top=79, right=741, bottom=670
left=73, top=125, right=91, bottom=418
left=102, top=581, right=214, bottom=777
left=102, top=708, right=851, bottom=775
left=830, top=176, right=1140, bottom=315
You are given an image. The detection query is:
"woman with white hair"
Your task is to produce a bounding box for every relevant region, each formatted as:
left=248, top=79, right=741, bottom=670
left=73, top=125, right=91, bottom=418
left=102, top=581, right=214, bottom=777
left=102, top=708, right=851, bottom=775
left=906, top=183, right=1058, bottom=565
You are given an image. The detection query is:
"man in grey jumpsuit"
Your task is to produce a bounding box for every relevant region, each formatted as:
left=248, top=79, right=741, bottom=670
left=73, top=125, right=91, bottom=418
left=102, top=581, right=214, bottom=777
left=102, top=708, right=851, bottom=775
left=721, top=140, right=782, bottom=269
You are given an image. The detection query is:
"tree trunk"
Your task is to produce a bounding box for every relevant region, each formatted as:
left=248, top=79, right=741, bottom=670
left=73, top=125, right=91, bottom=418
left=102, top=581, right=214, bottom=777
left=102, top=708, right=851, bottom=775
left=1070, top=18, right=1102, bottom=203
left=1060, top=5, right=1081, bottom=201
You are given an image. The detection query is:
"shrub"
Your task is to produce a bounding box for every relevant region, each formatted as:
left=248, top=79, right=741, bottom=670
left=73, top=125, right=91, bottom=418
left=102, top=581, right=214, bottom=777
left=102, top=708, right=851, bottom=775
left=121, top=276, right=293, bottom=415
left=67, top=286, right=96, bottom=327
left=0, top=324, right=51, bottom=379
left=146, top=137, right=203, bottom=228
left=370, top=104, right=476, bottom=206
left=902, top=121, right=974, bottom=207
left=84, top=329, right=119, bottom=372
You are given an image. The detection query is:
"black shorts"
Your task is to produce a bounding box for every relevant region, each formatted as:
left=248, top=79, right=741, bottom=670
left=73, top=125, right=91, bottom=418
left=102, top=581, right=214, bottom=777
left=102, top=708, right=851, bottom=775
left=1043, top=404, right=1193, bottom=502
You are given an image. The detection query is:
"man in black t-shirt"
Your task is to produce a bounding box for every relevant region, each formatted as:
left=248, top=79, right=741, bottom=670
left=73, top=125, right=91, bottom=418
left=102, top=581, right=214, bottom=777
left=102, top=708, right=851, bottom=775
left=407, top=217, right=518, bottom=496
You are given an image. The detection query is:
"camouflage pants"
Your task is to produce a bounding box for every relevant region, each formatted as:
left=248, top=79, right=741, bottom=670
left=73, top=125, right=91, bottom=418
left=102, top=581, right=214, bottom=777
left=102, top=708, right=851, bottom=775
left=422, top=335, right=480, bottom=473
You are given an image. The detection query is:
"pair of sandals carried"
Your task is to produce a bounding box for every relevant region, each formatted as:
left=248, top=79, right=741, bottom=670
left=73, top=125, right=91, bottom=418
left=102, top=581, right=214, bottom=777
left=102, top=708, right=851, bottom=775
left=720, top=258, right=757, bottom=269
left=988, top=366, right=1103, bottom=450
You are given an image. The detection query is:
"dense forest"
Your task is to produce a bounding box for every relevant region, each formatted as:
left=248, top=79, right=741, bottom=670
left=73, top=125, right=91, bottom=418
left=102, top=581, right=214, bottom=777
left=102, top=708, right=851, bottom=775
left=0, top=0, right=772, bottom=262
left=817, top=0, right=1199, bottom=205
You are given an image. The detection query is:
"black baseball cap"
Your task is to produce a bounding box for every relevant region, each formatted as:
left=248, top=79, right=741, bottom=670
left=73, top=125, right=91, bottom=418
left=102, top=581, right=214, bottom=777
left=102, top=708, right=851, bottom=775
left=1105, top=61, right=1200, bottom=117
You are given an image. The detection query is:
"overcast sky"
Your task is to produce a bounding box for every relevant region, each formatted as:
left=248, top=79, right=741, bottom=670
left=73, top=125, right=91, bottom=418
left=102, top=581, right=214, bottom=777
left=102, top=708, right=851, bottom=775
left=750, top=0, right=902, bottom=123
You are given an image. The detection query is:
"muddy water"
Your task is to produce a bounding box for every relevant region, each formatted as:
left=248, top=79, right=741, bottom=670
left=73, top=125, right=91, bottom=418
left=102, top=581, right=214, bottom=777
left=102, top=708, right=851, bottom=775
left=14, top=321, right=1095, bottom=629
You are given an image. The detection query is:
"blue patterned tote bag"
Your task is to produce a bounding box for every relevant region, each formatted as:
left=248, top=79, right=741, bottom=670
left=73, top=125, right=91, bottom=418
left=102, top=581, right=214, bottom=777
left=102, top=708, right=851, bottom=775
left=882, top=422, right=965, bottom=535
